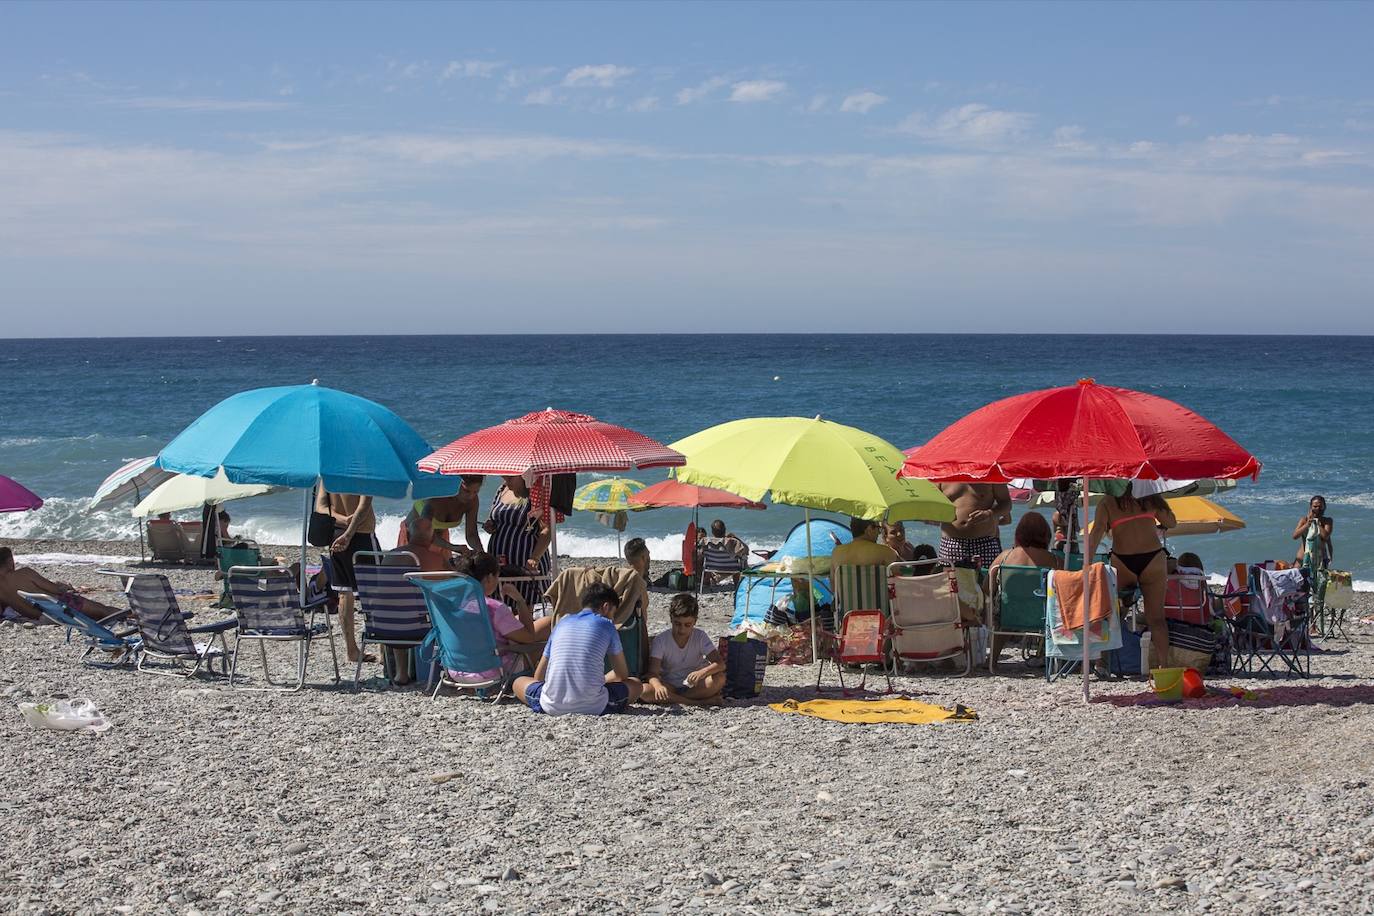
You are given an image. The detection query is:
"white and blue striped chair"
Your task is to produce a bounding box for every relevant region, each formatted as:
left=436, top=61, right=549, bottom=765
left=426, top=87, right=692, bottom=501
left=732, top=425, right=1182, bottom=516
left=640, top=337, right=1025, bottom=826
left=97, top=570, right=233, bottom=678
left=226, top=565, right=339, bottom=692
left=352, top=551, right=431, bottom=691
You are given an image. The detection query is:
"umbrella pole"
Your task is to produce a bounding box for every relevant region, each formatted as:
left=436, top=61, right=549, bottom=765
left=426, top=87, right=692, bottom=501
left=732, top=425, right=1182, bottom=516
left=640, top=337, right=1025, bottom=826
left=134, top=481, right=146, bottom=564
left=805, top=508, right=817, bottom=667
left=550, top=516, right=560, bottom=577
left=1082, top=474, right=1092, bottom=703
left=300, top=486, right=311, bottom=609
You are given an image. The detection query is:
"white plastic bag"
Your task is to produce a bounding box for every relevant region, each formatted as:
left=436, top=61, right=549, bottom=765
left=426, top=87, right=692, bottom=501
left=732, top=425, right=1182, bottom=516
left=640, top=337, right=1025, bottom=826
left=18, top=698, right=112, bottom=734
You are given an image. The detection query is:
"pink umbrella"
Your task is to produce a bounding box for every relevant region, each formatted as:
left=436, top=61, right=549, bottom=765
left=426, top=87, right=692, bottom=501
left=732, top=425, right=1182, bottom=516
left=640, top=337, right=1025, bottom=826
left=0, top=474, right=43, bottom=513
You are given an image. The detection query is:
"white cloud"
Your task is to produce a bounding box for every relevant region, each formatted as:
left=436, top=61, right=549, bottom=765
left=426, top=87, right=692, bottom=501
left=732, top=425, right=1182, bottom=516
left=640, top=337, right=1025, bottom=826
left=442, top=60, right=503, bottom=80
left=104, top=96, right=295, bottom=112
left=840, top=91, right=887, bottom=114
left=562, top=64, right=634, bottom=88
left=898, top=103, right=1034, bottom=145
left=1052, top=125, right=1095, bottom=154
left=675, top=76, right=729, bottom=105
left=627, top=96, right=660, bottom=113
left=523, top=87, right=556, bottom=106
left=1176, top=114, right=1195, bottom=127
left=729, top=80, right=786, bottom=103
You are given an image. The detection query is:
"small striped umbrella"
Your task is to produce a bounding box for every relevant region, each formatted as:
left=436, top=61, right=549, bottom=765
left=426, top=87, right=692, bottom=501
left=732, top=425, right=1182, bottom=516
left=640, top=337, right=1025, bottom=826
left=88, top=456, right=177, bottom=512
left=572, top=478, right=648, bottom=513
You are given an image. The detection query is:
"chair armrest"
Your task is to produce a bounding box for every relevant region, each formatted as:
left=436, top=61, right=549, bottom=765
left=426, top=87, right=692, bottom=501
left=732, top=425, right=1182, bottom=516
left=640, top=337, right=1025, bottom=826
left=189, top=617, right=237, bottom=634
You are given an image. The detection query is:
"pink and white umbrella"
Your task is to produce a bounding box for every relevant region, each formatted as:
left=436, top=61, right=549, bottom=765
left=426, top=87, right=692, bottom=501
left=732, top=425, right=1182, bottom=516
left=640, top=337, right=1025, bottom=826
left=0, top=474, right=43, bottom=513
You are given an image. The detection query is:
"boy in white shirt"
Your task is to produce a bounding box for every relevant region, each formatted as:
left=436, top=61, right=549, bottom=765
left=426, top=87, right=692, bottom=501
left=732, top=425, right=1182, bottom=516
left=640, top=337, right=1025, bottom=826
left=642, top=593, right=725, bottom=706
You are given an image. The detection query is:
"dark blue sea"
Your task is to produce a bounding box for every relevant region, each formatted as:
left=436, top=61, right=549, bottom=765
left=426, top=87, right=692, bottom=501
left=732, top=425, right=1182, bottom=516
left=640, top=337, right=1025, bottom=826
left=2, top=334, right=1370, bottom=586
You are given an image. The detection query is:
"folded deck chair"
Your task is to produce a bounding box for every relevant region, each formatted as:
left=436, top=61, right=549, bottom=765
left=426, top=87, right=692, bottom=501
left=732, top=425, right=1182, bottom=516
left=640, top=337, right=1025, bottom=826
left=97, top=570, right=234, bottom=678
left=226, top=565, right=339, bottom=692
left=886, top=563, right=970, bottom=676
left=987, top=565, right=1051, bottom=675
left=352, top=551, right=431, bottom=690
left=409, top=573, right=508, bottom=701
left=27, top=593, right=140, bottom=667
left=146, top=521, right=189, bottom=564
left=697, top=538, right=746, bottom=594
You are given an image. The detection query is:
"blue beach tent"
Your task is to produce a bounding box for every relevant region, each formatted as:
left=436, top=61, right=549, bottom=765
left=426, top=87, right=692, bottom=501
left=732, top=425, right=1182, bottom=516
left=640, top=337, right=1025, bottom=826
left=731, top=517, right=851, bottom=629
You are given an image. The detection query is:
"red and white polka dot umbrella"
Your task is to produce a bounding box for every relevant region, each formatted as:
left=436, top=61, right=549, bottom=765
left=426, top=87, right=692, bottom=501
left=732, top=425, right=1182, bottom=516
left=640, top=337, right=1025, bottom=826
left=417, top=408, right=684, bottom=476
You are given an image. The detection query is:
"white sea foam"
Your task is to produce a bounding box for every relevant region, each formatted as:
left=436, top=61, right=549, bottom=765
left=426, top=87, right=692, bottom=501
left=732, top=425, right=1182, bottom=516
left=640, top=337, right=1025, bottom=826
left=15, top=552, right=130, bottom=566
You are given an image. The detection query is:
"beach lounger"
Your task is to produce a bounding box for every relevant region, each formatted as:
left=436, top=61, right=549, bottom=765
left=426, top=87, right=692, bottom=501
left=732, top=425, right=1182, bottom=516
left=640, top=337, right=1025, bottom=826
left=98, top=570, right=234, bottom=678
left=26, top=593, right=140, bottom=667
left=986, top=565, right=1051, bottom=675
left=886, top=563, right=970, bottom=676
left=408, top=573, right=509, bottom=701
left=226, top=565, right=340, bottom=692
left=352, top=551, right=431, bottom=691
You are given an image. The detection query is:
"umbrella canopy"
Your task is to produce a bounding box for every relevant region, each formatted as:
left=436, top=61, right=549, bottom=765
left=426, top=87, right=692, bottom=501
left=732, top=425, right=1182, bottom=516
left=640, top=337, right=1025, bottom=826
left=88, top=456, right=178, bottom=512
left=132, top=470, right=283, bottom=518
left=0, top=474, right=42, bottom=513
left=670, top=417, right=954, bottom=523
left=629, top=479, right=766, bottom=511
left=901, top=379, right=1261, bottom=483
left=158, top=383, right=457, bottom=499
left=1163, top=496, right=1246, bottom=537
left=572, top=478, right=648, bottom=513
left=418, top=408, right=684, bottom=476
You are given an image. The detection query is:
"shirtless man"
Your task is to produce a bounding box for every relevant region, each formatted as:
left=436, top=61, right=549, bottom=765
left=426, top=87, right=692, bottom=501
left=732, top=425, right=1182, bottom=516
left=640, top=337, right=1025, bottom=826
left=0, top=546, right=124, bottom=622
left=937, top=483, right=1012, bottom=569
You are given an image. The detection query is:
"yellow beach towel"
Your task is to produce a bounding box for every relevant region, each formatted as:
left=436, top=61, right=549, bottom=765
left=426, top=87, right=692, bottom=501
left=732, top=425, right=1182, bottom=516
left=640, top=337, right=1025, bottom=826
left=768, top=697, right=977, bottom=724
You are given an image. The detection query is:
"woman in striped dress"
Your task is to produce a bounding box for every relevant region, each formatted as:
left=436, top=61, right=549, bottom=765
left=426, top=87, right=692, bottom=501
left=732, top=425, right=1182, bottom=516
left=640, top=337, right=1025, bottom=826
left=483, top=476, right=551, bottom=605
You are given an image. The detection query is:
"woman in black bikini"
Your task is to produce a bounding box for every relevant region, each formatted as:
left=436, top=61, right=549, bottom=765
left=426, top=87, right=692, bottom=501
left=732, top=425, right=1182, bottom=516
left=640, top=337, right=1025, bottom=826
left=1086, top=481, right=1176, bottom=670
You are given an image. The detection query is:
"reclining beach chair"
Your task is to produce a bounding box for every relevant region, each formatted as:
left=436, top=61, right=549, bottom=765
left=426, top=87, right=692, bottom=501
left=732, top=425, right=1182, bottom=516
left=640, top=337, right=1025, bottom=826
left=986, top=565, right=1051, bottom=675
left=226, top=565, right=339, bottom=692
left=409, top=573, right=510, bottom=701
left=146, top=521, right=189, bottom=564
left=886, top=562, right=970, bottom=676
left=97, top=570, right=233, bottom=678
left=1044, top=564, right=1122, bottom=682
left=698, top=538, right=746, bottom=593
left=1163, top=574, right=1212, bottom=626
left=214, top=543, right=262, bottom=609
left=28, top=593, right=141, bottom=667
left=352, top=551, right=432, bottom=690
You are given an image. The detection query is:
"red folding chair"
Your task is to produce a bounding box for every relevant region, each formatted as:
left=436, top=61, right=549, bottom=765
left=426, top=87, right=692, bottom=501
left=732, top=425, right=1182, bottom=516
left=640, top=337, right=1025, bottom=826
left=816, top=609, right=892, bottom=695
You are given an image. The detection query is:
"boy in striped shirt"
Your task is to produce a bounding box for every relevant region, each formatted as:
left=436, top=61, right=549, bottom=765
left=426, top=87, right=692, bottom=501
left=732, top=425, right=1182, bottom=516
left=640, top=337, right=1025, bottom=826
left=514, top=583, right=643, bottom=716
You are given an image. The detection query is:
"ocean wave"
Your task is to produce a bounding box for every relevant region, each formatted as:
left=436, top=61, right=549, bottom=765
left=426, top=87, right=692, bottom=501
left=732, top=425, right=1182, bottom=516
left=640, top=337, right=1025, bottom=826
left=14, top=552, right=131, bottom=566
left=0, top=498, right=140, bottom=541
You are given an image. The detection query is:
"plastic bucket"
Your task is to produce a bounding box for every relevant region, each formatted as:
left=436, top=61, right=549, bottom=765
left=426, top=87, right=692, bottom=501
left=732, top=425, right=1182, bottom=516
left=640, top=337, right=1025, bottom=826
left=1150, top=666, right=1186, bottom=701
left=1181, top=667, right=1206, bottom=699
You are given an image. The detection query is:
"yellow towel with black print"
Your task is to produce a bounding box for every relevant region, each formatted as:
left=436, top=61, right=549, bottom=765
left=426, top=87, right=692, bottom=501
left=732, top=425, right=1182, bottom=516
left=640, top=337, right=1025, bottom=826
left=768, top=697, right=977, bottom=724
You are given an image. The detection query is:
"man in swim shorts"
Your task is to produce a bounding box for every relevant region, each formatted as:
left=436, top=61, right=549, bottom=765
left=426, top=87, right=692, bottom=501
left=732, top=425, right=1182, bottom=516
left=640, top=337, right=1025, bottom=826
left=936, top=483, right=1012, bottom=569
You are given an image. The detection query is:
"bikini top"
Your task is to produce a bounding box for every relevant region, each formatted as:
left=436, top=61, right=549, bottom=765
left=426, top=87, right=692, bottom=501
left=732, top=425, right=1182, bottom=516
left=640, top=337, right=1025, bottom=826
left=1110, top=512, right=1157, bottom=530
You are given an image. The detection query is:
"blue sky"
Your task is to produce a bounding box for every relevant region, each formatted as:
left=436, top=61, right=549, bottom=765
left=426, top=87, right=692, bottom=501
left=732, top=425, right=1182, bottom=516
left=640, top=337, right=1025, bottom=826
left=3, top=0, right=1372, bottom=335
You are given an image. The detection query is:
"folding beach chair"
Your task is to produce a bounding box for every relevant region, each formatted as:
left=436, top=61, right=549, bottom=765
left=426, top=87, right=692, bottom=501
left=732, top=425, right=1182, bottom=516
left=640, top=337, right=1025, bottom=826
left=830, top=562, right=892, bottom=633
left=215, top=543, right=262, bottom=609
left=97, top=571, right=233, bottom=678
left=815, top=609, right=891, bottom=694
left=352, top=551, right=432, bottom=690
left=986, top=565, right=1051, bottom=675
left=226, top=565, right=339, bottom=692
left=698, top=538, right=746, bottom=593
left=1164, top=574, right=1212, bottom=626
left=146, top=521, right=189, bottom=563
left=1044, top=564, right=1122, bottom=682
left=1230, top=565, right=1311, bottom=678
left=409, top=573, right=510, bottom=701
left=886, top=562, right=970, bottom=676
left=27, top=593, right=141, bottom=667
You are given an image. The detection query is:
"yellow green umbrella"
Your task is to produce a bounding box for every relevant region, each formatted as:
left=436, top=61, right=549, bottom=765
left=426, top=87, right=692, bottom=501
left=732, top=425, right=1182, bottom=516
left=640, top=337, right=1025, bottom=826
left=572, top=477, right=647, bottom=513
left=669, top=417, right=954, bottom=523
left=1163, top=496, right=1245, bottom=537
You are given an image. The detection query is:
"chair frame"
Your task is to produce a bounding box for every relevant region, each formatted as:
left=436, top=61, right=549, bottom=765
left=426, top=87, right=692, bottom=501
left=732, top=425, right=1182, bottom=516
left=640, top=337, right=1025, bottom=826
left=986, top=565, right=1051, bottom=675
left=226, top=565, right=340, bottom=692
left=1228, top=565, right=1311, bottom=678
left=816, top=609, right=892, bottom=695
left=885, top=562, right=971, bottom=678
left=697, top=537, right=746, bottom=595
left=97, top=570, right=232, bottom=679
left=27, top=593, right=141, bottom=668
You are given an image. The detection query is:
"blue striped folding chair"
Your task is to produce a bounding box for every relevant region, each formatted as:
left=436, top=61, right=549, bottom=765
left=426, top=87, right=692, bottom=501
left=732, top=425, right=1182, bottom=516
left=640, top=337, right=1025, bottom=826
left=226, top=565, right=339, bottom=692
left=27, top=593, right=141, bottom=668
left=697, top=538, right=746, bottom=594
left=352, top=551, right=431, bottom=691
left=97, top=571, right=234, bottom=678
left=408, top=573, right=507, bottom=701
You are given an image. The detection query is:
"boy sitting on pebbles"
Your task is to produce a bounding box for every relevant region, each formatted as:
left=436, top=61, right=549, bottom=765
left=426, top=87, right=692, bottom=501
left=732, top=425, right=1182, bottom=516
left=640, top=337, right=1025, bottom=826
left=641, top=593, right=726, bottom=706
left=514, top=583, right=642, bottom=716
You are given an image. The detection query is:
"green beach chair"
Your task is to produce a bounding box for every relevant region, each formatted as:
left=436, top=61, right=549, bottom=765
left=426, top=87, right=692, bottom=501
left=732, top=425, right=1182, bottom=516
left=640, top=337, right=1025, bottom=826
left=830, top=562, right=892, bottom=632
left=215, top=543, right=263, bottom=609
left=987, top=564, right=1051, bottom=675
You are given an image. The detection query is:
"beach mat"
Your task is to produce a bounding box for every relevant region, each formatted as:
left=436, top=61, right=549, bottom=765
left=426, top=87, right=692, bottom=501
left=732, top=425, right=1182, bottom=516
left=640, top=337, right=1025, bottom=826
left=769, top=697, right=977, bottom=725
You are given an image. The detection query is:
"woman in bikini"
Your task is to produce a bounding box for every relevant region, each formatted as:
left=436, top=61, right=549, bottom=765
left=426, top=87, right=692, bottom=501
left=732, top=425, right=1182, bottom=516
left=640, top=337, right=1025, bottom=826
left=400, top=475, right=486, bottom=555
left=1086, top=482, right=1176, bottom=670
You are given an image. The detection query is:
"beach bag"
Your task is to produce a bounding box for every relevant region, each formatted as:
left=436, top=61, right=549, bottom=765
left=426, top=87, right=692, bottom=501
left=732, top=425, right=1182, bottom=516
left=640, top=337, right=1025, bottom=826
left=1165, top=618, right=1215, bottom=671
left=720, top=634, right=768, bottom=698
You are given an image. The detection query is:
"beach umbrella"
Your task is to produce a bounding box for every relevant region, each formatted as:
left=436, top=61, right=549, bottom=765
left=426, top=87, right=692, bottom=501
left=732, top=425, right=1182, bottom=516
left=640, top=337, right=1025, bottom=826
left=900, top=378, right=1260, bottom=700
left=131, top=470, right=283, bottom=518
left=628, top=479, right=767, bottom=512
left=1163, top=496, right=1245, bottom=537
left=418, top=409, right=684, bottom=573
left=670, top=416, right=955, bottom=660
left=88, top=456, right=180, bottom=562
left=158, top=382, right=458, bottom=605
left=0, top=474, right=43, bottom=513
left=572, top=478, right=648, bottom=513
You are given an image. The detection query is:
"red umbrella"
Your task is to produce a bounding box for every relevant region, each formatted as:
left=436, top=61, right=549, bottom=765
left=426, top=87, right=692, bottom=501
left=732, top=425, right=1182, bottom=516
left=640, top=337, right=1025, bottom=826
left=628, top=479, right=766, bottom=511
left=418, top=409, right=684, bottom=476
left=900, top=379, right=1260, bottom=483
left=900, top=379, right=1260, bottom=701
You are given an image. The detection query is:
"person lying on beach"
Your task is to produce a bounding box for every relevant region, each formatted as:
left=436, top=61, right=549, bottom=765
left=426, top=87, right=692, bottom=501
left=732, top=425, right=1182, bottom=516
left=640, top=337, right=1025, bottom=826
left=0, top=547, right=125, bottom=623
left=513, top=583, right=643, bottom=716
left=641, top=593, right=725, bottom=706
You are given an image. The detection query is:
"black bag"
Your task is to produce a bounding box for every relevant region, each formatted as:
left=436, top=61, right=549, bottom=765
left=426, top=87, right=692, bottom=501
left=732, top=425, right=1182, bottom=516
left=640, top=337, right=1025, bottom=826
left=307, top=491, right=336, bottom=548
left=549, top=473, right=576, bottom=515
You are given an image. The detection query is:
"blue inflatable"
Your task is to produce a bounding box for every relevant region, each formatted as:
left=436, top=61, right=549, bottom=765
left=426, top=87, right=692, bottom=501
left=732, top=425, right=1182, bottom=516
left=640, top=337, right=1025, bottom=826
left=731, top=517, right=851, bottom=628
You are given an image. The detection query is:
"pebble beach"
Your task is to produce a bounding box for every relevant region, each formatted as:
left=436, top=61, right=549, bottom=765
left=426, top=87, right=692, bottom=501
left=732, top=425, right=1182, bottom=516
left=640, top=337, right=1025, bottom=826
left=4, top=536, right=1374, bottom=916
